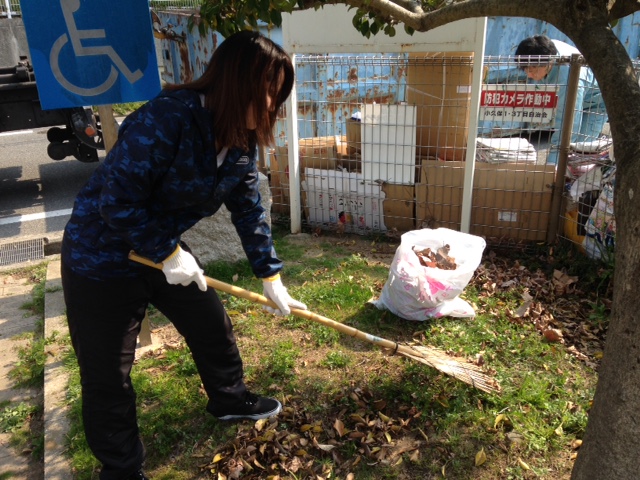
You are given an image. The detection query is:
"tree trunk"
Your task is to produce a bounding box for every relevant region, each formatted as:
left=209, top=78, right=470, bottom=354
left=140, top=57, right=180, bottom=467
left=568, top=24, right=640, bottom=480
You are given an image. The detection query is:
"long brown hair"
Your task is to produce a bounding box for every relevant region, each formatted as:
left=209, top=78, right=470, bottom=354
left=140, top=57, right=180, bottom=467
left=166, top=31, right=294, bottom=151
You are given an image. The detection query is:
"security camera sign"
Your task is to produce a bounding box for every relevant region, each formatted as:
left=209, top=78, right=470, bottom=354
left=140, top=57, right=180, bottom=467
left=480, top=84, right=560, bottom=124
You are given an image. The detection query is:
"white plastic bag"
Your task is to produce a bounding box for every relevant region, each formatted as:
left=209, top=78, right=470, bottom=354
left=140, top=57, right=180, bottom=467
left=374, top=228, right=486, bottom=320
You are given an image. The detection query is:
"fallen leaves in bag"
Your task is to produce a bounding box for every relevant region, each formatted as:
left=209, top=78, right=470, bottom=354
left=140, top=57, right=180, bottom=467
left=413, top=244, right=457, bottom=270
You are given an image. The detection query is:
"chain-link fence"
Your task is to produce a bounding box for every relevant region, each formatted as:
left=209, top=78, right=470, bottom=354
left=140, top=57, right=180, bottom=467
left=557, top=61, right=638, bottom=262
left=270, top=52, right=618, bottom=256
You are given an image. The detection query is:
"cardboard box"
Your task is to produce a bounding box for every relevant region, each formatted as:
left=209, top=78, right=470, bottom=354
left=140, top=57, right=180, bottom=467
left=416, top=159, right=556, bottom=241
left=346, top=119, right=361, bottom=154
left=336, top=142, right=361, bottom=172
left=269, top=148, right=291, bottom=214
left=415, top=160, right=465, bottom=230
left=381, top=183, right=415, bottom=231
left=274, top=136, right=342, bottom=176
left=406, top=53, right=474, bottom=162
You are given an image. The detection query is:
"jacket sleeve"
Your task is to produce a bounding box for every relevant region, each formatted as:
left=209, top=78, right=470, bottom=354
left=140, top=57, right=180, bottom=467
left=224, top=166, right=284, bottom=278
left=97, top=99, right=189, bottom=262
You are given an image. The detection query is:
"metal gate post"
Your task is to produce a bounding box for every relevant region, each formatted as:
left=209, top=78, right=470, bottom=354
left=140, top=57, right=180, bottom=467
left=547, top=53, right=582, bottom=243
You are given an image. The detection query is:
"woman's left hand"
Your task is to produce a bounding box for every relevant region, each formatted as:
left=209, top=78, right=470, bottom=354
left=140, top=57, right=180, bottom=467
left=262, top=275, right=307, bottom=316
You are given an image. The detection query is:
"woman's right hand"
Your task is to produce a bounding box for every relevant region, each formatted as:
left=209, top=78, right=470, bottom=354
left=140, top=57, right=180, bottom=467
left=161, top=246, right=207, bottom=291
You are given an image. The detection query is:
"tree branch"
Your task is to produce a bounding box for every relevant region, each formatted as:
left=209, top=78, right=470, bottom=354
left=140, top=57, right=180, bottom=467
left=609, top=0, right=640, bottom=20
left=342, top=0, right=565, bottom=32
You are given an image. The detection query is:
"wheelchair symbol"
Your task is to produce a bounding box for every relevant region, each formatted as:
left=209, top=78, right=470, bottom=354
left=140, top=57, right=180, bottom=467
left=49, top=0, right=143, bottom=96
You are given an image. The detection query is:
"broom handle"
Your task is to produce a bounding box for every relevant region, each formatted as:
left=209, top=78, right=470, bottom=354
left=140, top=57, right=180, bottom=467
left=128, top=252, right=400, bottom=352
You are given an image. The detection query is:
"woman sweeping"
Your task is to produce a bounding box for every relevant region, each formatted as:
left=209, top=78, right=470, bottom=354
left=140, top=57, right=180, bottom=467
left=61, top=31, right=306, bottom=480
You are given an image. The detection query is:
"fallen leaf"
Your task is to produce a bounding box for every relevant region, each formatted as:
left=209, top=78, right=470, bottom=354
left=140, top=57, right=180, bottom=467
left=334, top=418, right=346, bottom=437
left=543, top=328, right=564, bottom=343
left=475, top=448, right=487, bottom=466
left=255, top=418, right=268, bottom=432
left=506, top=432, right=524, bottom=445
left=212, top=453, right=225, bottom=463
left=514, top=300, right=532, bottom=318
left=378, top=412, right=391, bottom=422
left=518, top=457, right=531, bottom=470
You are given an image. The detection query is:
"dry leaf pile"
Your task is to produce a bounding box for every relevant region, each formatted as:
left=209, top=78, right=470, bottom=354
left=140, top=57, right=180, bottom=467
left=470, top=252, right=609, bottom=369
left=412, top=244, right=457, bottom=270
left=205, top=386, right=427, bottom=479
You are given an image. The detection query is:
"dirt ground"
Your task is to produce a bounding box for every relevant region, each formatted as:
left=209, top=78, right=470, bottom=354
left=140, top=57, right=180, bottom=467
left=0, top=269, right=45, bottom=480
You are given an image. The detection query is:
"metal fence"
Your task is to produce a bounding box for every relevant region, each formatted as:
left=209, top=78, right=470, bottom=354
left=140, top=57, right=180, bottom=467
left=269, top=53, right=618, bottom=257
left=149, top=0, right=201, bottom=10
left=0, top=0, right=20, bottom=17
left=0, top=1, right=201, bottom=16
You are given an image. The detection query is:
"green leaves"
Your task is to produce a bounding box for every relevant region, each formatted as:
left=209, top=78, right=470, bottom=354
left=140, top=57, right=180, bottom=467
left=196, top=0, right=403, bottom=39
left=197, top=0, right=298, bottom=37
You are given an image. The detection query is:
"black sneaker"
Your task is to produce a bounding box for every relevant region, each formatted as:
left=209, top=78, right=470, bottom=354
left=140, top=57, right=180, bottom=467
left=212, top=392, right=282, bottom=421
left=126, top=470, right=149, bottom=480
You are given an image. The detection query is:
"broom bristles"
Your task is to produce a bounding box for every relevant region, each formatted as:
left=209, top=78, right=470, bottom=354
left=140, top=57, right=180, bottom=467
left=399, top=345, right=501, bottom=394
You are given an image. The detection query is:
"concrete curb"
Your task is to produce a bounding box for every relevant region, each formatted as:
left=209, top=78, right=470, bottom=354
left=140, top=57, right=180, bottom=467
left=44, top=234, right=64, bottom=257
left=43, top=259, right=73, bottom=480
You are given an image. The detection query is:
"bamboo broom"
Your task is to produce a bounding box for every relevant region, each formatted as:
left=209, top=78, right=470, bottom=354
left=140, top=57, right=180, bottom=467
left=129, top=252, right=501, bottom=394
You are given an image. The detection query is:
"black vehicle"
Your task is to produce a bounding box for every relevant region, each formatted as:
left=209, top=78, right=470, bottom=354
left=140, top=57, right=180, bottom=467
left=0, top=56, right=104, bottom=162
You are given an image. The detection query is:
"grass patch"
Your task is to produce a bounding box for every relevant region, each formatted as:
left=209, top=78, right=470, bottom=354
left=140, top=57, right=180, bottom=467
left=9, top=263, right=49, bottom=389
left=64, top=229, right=606, bottom=479
left=2, top=262, right=48, bottom=471
left=104, top=102, right=146, bottom=117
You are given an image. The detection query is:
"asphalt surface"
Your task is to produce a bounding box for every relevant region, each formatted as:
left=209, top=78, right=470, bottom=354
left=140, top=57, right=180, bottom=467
left=0, top=127, right=103, bottom=258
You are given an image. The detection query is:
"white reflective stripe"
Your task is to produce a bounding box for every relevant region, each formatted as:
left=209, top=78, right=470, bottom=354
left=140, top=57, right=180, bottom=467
left=0, top=130, right=34, bottom=136
left=0, top=208, right=73, bottom=226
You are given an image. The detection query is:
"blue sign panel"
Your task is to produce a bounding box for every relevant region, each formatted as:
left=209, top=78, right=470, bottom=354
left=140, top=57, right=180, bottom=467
left=21, top=0, right=161, bottom=110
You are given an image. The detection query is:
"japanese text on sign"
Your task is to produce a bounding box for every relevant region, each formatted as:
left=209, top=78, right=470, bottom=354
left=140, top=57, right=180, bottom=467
left=479, top=84, right=560, bottom=124
left=481, top=91, right=558, bottom=108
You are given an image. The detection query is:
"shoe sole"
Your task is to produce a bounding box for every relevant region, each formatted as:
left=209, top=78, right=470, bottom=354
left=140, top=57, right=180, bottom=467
left=215, top=402, right=282, bottom=421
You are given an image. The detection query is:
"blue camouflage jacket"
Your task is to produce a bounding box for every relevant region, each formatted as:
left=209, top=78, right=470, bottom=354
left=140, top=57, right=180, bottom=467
left=62, top=89, right=283, bottom=280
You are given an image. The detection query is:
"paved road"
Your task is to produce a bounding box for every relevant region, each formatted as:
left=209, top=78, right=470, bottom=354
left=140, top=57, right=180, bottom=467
left=0, top=127, right=102, bottom=248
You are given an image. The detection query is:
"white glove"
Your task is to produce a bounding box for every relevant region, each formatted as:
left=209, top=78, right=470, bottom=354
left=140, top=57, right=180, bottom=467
left=161, top=246, right=207, bottom=292
left=262, top=274, right=307, bottom=316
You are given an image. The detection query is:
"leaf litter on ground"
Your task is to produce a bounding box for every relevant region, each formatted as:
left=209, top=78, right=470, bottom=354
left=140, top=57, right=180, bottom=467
left=132, top=233, right=609, bottom=479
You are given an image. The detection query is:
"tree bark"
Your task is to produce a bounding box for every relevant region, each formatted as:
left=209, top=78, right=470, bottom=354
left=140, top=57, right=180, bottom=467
left=567, top=23, right=640, bottom=480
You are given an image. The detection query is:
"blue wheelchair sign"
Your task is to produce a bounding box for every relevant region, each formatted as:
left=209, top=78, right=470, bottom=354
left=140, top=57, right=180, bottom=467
left=21, top=0, right=161, bottom=110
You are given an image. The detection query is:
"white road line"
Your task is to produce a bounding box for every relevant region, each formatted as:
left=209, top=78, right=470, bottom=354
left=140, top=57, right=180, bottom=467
left=0, top=209, right=73, bottom=226
left=0, top=130, right=34, bottom=137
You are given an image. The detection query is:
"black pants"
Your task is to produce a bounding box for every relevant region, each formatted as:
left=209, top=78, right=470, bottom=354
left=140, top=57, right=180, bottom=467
left=61, top=254, right=246, bottom=480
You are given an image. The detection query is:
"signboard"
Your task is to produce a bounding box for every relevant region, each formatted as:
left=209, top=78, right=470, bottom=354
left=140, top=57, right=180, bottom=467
left=21, top=0, right=161, bottom=110
left=479, top=84, right=560, bottom=124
